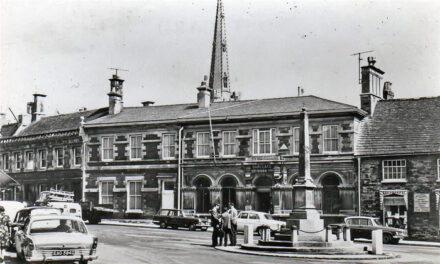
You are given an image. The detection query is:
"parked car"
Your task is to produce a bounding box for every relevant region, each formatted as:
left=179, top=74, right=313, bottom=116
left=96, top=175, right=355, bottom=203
left=14, top=215, right=98, bottom=264
left=153, top=209, right=210, bottom=231
left=236, top=211, right=286, bottom=235
left=329, top=216, right=407, bottom=244
left=48, top=202, right=82, bottom=219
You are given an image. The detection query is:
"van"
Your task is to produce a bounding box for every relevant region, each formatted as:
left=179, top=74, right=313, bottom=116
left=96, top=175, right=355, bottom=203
left=47, top=202, right=82, bottom=219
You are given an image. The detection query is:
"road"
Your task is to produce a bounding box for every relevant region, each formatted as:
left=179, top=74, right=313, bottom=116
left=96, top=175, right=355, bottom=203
left=4, top=224, right=439, bottom=264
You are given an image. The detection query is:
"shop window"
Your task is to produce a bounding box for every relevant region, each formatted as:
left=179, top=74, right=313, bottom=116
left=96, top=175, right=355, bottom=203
left=162, top=134, right=176, bottom=159
left=196, top=132, right=210, bottom=158
left=382, top=160, right=406, bottom=181
left=100, top=181, right=114, bottom=205
left=130, top=135, right=142, bottom=160
left=252, top=128, right=276, bottom=155
left=55, top=148, right=64, bottom=167
left=323, top=125, right=338, bottom=153
left=2, top=153, right=9, bottom=170
left=222, top=131, right=236, bottom=156
left=102, top=137, right=114, bottom=161
left=73, top=146, right=81, bottom=166
left=128, top=181, right=142, bottom=210
left=39, top=150, right=47, bottom=168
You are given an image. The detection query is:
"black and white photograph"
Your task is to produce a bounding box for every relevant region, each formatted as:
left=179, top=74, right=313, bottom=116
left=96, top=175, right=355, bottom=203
left=0, top=0, right=439, bottom=263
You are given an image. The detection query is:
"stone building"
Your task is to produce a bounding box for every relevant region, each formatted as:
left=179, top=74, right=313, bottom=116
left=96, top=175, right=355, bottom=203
left=357, top=96, right=440, bottom=240
left=0, top=94, right=106, bottom=202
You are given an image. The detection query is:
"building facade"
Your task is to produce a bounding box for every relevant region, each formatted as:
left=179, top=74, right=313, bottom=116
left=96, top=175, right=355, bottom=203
left=357, top=96, right=440, bottom=240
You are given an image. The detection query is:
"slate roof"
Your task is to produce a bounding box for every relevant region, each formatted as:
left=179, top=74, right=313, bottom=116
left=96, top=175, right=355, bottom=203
left=0, top=123, right=19, bottom=137
left=357, top=96, right=440, bottom=155
left=16, top=108, right=107, bottom=137
left=86, top=95, right=363, bottom=126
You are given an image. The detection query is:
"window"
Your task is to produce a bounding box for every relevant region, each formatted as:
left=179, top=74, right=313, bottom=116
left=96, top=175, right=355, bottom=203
left=14, top=152, right=22, bottom=170
left=128, top=181, right=142, bottom=210
left=382, top=160, right=406, bottom=181
left=39, top=150, right=47, bottom=168
left=130, top=135, right=142, bottom=160
left=102, top=137, right=114, bottom=161
left=252, top=128, right=276, bottom=155
left=323, top=125, right=338, bottom=152
left=73, top=146, right=81, bottom=166
left=56, top=148, right=64, bottom=167
left=162, top=134, right=175, bottom=159
left=292, top=127, right=300, bottom=154
left=2, top=154, right=9, bottom=170
left=25, top=151, right=34, bottom=170
left=437, top=159, right=440, bottom=181
left=222, top=131, right=236, bottom=156
left=100, top=181, right=114, bottom=205
left=196, top=132, right=210, bottom=158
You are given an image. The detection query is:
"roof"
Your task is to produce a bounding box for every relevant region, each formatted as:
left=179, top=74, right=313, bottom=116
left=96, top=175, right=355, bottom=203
left=0, top=122, right=19, bottom=137
left=86, top=95, right=363, bottom=127
left=0, top=170, right=19, bottom=187
left=16, top=108, right=107, bottom=137
left=357, top=96, right=440, bottom=156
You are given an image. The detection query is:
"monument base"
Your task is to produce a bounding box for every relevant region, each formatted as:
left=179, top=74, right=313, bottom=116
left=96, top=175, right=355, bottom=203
left=287, top=208, right=325, bottom=242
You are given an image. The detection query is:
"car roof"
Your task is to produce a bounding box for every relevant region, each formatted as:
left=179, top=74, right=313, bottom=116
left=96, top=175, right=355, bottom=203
left=29, top=215, right=83, bottom=221
left=18, top=207, right=61, bottom=212
left=239, top=211, right=265, bottom=214
left=345, top=216, right=377, bottom=220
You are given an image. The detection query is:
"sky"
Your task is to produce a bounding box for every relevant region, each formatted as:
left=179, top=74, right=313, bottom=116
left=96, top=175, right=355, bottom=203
left=1, top=0, right=439, bottom=122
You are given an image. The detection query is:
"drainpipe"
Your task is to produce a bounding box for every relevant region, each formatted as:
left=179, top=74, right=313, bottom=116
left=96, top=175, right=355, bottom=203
left=80, top=116, right=87, bottom=202
left=177, top=126, right=184, bottom=210
left=357, top=157, right=361, bottom=216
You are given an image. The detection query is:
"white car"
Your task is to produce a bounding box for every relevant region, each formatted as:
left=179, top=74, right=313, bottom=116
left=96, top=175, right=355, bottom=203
left=14, top=215, right=98, bottom=264
left=236, top=211, right=286, bottom=235
left=48, top=202, right=82, bottom=219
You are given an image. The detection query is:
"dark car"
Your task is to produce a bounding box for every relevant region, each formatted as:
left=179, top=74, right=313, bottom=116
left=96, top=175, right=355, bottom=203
left=153, top=209, right=210, bottom=231
left=330, top=216, right=407, bottom=244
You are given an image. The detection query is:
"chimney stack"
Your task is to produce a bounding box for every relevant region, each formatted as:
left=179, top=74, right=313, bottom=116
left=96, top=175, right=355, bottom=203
left=141, top=101, right=155, bottom=107
left=31, top=93, right=46, bottom=122
left=360, top=57, right=385, bottom=115
left=0, top=113, right=7, bottom=128
left=383, top=81, right=394, bottom=100
left=108, top=74, right=124, bottom=115
left=197, top=75, right=212, bottom=108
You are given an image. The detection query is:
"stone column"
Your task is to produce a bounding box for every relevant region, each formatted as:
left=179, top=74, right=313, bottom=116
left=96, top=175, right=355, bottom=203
left=182, top=187, right=196, bottom=211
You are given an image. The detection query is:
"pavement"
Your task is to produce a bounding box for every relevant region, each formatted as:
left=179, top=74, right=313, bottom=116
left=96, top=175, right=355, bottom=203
left=100, top=219, right=440, bottom=248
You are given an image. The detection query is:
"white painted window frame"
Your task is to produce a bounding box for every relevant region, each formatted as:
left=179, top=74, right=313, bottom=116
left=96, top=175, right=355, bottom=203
left=252, top=128, right=275, bottom=156
left=127, top=179, right=143, bottom=212
left=196, top=132, right=210, bottom=158
left=25, top=151, right=34, bottom=170
left=292, top=127, right=300, bottom=155
left=129, top=134, right=142, bottom=161
left=99, top=181, right=114, bottom=205
left=73, top=146, right=81, bottom=166
left=14, top=152, right=22, bottom=170
left=55, top=147, right=64, bottom=168
left=437, top=159, right=440, bottom=181
left=322, top=125, right=339, bottom=154
left=382, top=159, right=407, bottom=182
left=101, top=136, right=114, bottom=161
left=2, top=153, right=9, bottom=170
left=222, top=131, right=236, bottom=157
left=39, top=149, right=47, bottom=169
left=162, top=134, right=176, bottom=160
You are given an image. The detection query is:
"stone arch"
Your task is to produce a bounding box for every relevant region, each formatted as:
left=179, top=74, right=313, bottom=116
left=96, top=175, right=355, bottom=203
left=315, top=171, right=346, bottom=187
left=191, top=174, right=215, bottom=187
left=252, top=175, right=274, bottom=187
left=216, top=173, right=243, bottom=187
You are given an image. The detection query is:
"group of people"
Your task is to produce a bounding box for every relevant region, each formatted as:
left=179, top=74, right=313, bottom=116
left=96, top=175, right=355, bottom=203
left=210, top=202, right=238, bottom=247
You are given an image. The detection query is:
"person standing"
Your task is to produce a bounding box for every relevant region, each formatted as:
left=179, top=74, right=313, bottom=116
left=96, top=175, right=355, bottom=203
left=210, top=204, right=220, bottom=247
left=221, top=206, right=232, bottom=246
left=229, top=202, right=238, bottom=246
left=0, top=206, right=10, bottom=264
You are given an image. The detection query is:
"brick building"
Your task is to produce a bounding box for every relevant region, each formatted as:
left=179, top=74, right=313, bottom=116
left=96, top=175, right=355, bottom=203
left=357, top=96, right=440, bottom=240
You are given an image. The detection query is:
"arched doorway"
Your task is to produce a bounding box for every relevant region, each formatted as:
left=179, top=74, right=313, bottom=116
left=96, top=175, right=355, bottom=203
left=194, top=177, right=211, bottom=213
left=255, top=176, right=273, bottom=213
left=220, top=177, right=237, bottom=209
left=321, top=174, right=341, bottom=214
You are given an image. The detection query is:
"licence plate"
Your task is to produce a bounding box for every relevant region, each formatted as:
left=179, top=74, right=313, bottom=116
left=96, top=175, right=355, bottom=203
left=52, top=250, right=75, bottom=256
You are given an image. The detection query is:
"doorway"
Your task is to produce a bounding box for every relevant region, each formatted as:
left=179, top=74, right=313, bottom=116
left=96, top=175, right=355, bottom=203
left=255, top=176, right=273, bottom=213
left=321, top=174, right=341, bottom=214
left=221, top=177, right=237, bottom=209
left=194, top=177, right=211, bottom=213
left=161, top=181, right=175, bottom=209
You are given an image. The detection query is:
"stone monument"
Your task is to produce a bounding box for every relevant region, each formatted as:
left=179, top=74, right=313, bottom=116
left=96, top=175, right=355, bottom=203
left=286, top=107, right=325, bottom=241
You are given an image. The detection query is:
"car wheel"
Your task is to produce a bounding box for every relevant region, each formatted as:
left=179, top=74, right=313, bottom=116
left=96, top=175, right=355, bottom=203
left=189, top=224, right=196, bottom=231
left=201, top=228, right=207, bottom=231
left=160, top=222, right=167, bottom=229
left=383, top=233, right=393, bottom=244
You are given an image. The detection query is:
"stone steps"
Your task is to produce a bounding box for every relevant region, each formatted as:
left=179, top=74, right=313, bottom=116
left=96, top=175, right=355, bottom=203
left=242, top=243, right=366, bottom=255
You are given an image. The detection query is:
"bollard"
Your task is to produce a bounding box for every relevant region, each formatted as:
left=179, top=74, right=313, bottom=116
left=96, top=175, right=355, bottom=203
left=262, top=228, right=271, bottom=241
left=244, top=224, right=254, bottom=245
left=326, top=226, right=333, bottom=242
left=372, top=229, right=383, bottom=255
left=291, top=225, right=298, bottom=243
left=337, top=227, right=343, bottom=241
left=343, top=227, right=351, bottom=242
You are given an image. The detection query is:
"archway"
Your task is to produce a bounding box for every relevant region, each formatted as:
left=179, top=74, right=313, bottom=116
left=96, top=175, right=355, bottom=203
left=220, top=176, right=237, bottom=209
left=321, top=174, right=341, bottom=214
left=254, top=176, right=273, bottom=213
left=194, top=177, right=211, bottom=213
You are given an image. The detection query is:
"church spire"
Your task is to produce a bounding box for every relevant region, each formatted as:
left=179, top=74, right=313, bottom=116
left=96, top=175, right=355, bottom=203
left=209, top=0, right=233, bottom=102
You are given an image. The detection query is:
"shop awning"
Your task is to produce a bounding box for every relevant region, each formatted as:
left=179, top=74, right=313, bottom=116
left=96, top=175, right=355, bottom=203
left=384, top=196, right=406, bottom=206
left=0, top=170, right=19, bottom=187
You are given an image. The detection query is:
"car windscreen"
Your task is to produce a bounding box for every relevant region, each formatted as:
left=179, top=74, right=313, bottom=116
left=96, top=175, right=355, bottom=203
left=30, top=219, right=87, bottom=234
left=372, top=218, right=383, bottom=226
left=264, top=214, right=274, bottom=220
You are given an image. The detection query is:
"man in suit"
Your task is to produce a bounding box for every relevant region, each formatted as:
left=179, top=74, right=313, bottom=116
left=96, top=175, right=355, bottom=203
left=210, top=204, right=220, bottom=247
